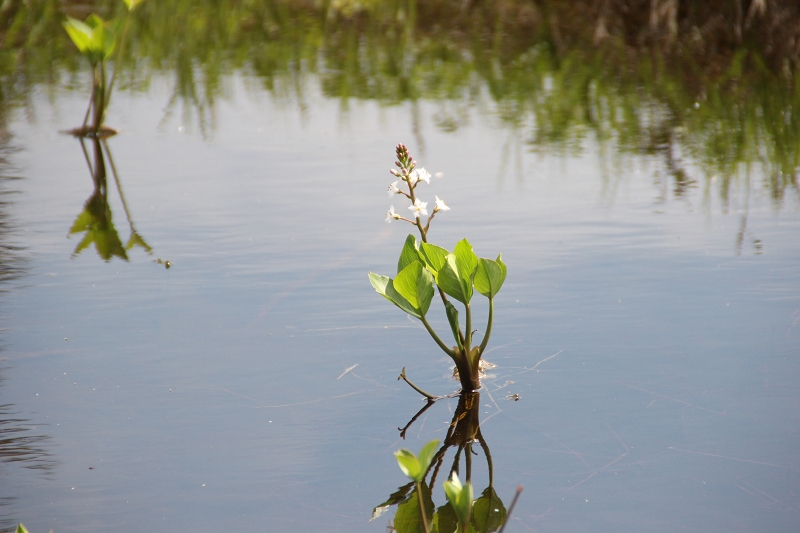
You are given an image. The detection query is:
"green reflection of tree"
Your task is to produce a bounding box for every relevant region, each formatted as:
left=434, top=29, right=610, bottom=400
left=69, top=134, right=151, bottom=262
left=1, top=1, right=798, bottom=203
left=374, top=392, right=509, bottom=533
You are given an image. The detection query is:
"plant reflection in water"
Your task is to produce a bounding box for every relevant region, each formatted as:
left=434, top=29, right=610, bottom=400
left=68, top=132, right=151, bottom=262
left=374, top=391, right=522, bottom=533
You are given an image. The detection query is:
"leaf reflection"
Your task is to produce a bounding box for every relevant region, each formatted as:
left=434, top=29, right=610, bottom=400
left=68, top=134, right=152, bottom=262
left=376, top=392, right=509, bottom=533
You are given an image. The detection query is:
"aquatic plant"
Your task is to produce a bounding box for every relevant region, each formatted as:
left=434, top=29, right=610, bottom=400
left=61, top=0, right=143, bottom=135
left=375, top=393, right=523, bottom=533
left=369, top=143, right=506, bottom=393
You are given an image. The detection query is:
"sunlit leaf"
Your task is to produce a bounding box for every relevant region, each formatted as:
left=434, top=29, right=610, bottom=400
left=419, top=242, right=449, bottom=274
left=443, top=473, right=473, bottom=528
left=368, top=272, right=421, bottom=319
left=394, top=440, right=440, bottom=482
left=417, top=439, right=439, bottom=473
left=436, top=255, right=470, bottom=304
left=453, top=239, right=478, bottom=297
left=473, top=255, right=506, bottom=298
left=394, top=261, right=434, bottom=316
left=123, top=0, right=145, bottom=10
left=16, top=525, right=29, bottom=533
left=63, top=17, right=93, bottom=54
left=398, top=234, right=422, bottom=273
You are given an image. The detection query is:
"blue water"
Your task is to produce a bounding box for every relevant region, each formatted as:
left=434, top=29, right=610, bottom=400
left=1, top=78, right=798, bottom=532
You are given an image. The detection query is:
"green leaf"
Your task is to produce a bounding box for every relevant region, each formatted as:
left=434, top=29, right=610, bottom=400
left=443, top=474, right=474, bottom=528
left=417, top=439, right=440, bottom=473
left=394, top=261, right=434, bottom=316
left=473, top=256, right=506, bottom=298
left=63, top=14, right=116, bottom=62
left=436, top=255, right=470, bottom=304
left=371, top=482, right=414, bottom=522
left=16, top=525, right=29, bottom=533
left=89, top=18, right=116, bottom=59
left=394, top=482, right=434, bottom=533
left=394, top=440, right=440, bottom=482
left=369, top=272, right=421, bottom=319
left=432, top=502, right=459, bottom=533
left=454, top=239, right=478, bottom=298
left=444, top=300, right=463, bottom=351
left=63, top=17, right=93, bottom=54
left=123, top=0, right=145, bottom=10
left=471, top=487, right=506, bottom=533
left=398, top=234, right=422, bottom=273
left=419, top=242, right=449, bottom=274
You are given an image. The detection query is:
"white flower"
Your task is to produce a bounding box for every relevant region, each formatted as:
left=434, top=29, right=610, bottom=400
left=434, top=196, right=450, bottom=212
left=388, top=181, right=401, bottom=196
left=406, top=167, right=431, bottom=186
left=385, top=205, right=398, bottom=223
left=408, top=198, right=428, bottom=218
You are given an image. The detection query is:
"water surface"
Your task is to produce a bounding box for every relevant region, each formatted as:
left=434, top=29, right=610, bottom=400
left=0, top=63, right=798, bottom=533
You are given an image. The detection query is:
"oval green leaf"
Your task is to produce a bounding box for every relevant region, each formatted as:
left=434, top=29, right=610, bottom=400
left=394, top=261, right=434, bottom=316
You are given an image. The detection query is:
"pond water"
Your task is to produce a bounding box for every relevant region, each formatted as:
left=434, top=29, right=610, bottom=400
left=1, top=50, right=799, bottom=533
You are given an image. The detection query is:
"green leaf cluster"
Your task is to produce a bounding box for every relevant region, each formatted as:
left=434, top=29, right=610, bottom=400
left=443, top=473, right=473, bottom=531
left=369, top=235, right=506, bottom=315
left=62, top=15, right=117, bottom=64
left=394, top=439, right=439, bottom=483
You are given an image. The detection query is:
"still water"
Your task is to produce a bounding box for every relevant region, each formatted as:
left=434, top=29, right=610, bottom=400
left=1, top=71, right=798, bottom=532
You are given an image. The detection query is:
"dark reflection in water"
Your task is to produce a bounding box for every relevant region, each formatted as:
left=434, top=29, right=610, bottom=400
left=375, top=393, right=510, bottom=533
left=0, top=1, right=797, bottom=211
left=68, top=134, right=151, bottom=262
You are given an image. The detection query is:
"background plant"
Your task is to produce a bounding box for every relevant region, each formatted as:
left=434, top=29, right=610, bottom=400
left=62, top=0, right=143, bottom=134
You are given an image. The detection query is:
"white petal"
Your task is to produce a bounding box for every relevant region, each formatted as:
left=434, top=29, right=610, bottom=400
left=435, top=196, right=450, bottom=211
left=417, top=168, right=431, bottom=184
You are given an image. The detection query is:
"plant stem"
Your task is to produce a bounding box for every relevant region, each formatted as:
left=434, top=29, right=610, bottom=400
left=420, top=315, right=456, bottom=358
left=416, top=483, right=430, bottom=533
left=398, top=367, right=439, bottom=400
left=477, top=297, right=494, bottom=356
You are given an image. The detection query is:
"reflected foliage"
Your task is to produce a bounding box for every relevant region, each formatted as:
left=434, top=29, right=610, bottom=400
left=375, top=392, right=510, bottom=533
left=69, top=135, right=151, bottom=262
left=0, top=1, right=798, bottom=203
